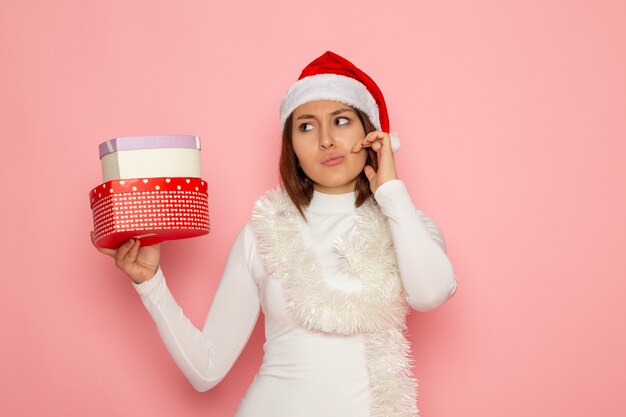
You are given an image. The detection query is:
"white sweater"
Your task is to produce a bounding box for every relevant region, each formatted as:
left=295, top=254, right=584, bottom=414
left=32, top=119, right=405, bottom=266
left=133, top=179, right=457, bottom=417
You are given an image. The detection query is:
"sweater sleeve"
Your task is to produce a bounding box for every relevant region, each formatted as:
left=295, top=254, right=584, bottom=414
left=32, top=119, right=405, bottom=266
left=374, top=179, right=458, bottom=312
left=131, top=224, right=261, bottom=392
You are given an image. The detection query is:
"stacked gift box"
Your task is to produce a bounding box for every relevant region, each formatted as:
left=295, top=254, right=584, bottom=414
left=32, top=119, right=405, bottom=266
left=90, top=135, right=210, bottom=249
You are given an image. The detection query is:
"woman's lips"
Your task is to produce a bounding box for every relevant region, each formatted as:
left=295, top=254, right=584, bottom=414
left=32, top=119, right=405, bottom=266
left=322, top=155, right=344, bottom=166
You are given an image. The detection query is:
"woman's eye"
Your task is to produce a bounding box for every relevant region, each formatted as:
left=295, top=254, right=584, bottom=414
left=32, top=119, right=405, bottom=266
left=299, top=123, right=314, bottom=132
left=335, top=116, right=349, bottom=126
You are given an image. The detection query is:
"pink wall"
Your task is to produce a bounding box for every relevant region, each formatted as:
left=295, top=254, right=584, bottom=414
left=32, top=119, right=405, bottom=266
left=1, top=0, right=625, bottom=416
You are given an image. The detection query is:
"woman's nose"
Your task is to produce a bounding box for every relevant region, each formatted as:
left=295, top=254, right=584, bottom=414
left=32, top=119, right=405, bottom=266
left=318, top=123, right=335, bottom=149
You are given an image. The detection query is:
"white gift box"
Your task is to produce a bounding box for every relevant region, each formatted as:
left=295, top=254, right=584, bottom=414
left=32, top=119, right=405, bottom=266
left=99, top=135, right=202, bottom=182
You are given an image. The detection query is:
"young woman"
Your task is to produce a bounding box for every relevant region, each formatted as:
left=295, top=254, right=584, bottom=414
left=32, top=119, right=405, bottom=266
left=92, top=51, right=458, bottom=417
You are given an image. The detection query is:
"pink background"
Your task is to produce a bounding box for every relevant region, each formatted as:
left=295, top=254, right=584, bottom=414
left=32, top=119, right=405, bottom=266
left=1, top=0, right=624, bottom=416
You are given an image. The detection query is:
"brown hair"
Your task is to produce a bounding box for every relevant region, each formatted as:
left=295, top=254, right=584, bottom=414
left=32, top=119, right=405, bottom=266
left=279, top=107, right=379, bottom=219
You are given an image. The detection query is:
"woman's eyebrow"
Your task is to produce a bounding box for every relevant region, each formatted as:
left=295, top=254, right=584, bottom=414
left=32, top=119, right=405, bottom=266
left=295, top=108, right=353, bottom=121
left=330, top=108, right=354, bottom=116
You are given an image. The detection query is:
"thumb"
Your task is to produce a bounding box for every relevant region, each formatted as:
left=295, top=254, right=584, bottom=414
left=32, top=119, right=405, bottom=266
left=364, top=165, right=376, bottom=182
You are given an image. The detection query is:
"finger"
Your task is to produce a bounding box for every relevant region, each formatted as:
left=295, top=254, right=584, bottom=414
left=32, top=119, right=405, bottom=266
left=91, top=231, right=116, bottom=257
left=379, top=132, right=392, bottom=152
left=366, top=131, right=390, bottom=149
left=351, top=141, right=364, bottom=153
left=127, top=239, right=141, bottom=264
left=354, top=131, right=379, bottom=151
left=354, top=131, right=388, bottom=152
left=364, top=165, right=376, bottom=182
left=368, top=130, right=390, bottom=140
left=371, top=134, right=393, bottom=158
left=363, top=131, right=383, bottom=144
left=115, top=239, right=135, bottom=267
left=354, top=136, right=380, bottom=150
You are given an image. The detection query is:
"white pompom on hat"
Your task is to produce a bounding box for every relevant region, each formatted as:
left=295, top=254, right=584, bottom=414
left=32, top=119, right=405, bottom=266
left=279, top=51, right=400, bottom=152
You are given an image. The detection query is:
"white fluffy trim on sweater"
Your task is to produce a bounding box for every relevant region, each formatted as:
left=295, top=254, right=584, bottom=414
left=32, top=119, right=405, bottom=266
left=250, top=188, right=418, bottom=417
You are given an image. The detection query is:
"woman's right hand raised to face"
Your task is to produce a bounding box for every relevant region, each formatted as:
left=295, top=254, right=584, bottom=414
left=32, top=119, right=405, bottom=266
left=91, top=232, right=161, bottom=284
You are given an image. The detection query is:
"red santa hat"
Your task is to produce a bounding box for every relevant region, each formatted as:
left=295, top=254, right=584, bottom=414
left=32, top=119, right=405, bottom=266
left=279, top=51, right=400, bottom=152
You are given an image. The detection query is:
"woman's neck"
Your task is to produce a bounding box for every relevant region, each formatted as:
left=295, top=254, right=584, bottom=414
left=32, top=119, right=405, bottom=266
left=306, top=189, right=357, bottom=214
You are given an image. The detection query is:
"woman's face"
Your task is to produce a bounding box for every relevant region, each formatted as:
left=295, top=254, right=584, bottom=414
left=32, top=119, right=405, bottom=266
left=291, top=100, right=367, bottom=194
